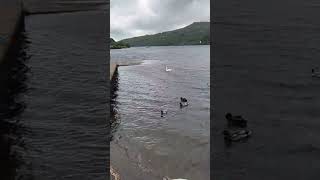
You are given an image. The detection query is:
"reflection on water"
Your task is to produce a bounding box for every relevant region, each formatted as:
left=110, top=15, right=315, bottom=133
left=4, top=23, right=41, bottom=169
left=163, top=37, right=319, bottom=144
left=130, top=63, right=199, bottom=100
left=0, top=22, right=31, bottom=179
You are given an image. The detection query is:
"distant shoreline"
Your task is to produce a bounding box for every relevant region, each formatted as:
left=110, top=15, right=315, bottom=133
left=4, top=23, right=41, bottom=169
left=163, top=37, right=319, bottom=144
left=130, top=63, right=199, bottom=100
left=110, top=44, right=210, bottom=49
left=110, top=46, right=130, bottom=50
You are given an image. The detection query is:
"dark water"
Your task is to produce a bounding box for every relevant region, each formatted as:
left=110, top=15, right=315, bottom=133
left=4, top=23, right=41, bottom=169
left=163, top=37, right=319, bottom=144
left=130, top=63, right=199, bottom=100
left=1, top=11, right=108, bottom=179
left=213, top=0, right=320, bottom=179
left=111, top=46, right=210, bottom=180
left=24, top=0, right=107, bottom=13
left=0, top=23, right=29, bottom=180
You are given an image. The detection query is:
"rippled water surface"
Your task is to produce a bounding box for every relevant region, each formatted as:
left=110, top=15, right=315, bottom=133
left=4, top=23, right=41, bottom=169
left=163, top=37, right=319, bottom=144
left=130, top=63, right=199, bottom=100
left=111, top=46, right=210, bottom=180
left=213, top=0, right=320, bottom=179
left=1, top=10, right=107, bottom=180
left=24, top=0, right=107, bottom=13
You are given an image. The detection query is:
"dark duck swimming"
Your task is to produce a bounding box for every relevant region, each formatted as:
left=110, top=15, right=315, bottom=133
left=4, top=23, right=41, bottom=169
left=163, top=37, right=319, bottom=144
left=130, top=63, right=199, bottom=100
left=180, top=97, right=189, bottom=107
left=161, top=110, right=167, bottom=117
left=223, top=129, right=252, bottom=142
left=312, top=68, right=320, bottom=78
left=225, top=113, right=247, bottom=128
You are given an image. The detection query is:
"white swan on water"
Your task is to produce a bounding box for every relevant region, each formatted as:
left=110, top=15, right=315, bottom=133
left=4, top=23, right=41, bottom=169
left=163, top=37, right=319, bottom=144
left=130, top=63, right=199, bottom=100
left=165, top=66, right=172, bottom=72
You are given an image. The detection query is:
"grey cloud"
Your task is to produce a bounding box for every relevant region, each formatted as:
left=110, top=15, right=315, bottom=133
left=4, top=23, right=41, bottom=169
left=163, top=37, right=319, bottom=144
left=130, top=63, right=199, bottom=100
left=111, top=0, right=209, bottom=41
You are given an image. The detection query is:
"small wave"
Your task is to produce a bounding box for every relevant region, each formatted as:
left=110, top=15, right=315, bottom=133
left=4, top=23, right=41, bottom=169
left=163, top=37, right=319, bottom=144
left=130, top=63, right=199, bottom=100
left=287, top=144, right=320, bottom=154
left=118, top=61, right=143, bottom=66
left=255, top=78, right=313, bottom=90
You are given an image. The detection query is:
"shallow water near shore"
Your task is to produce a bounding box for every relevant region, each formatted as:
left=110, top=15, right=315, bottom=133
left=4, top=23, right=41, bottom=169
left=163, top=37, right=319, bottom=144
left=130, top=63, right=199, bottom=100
left=111, top=45, right=210, bottom=180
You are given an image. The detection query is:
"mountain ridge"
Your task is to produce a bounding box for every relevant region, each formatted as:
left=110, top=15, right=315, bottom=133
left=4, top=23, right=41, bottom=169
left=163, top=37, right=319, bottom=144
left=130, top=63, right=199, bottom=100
left=118, top=22, right=210, bottom=47
left=110, top=38, right=130, bottom=49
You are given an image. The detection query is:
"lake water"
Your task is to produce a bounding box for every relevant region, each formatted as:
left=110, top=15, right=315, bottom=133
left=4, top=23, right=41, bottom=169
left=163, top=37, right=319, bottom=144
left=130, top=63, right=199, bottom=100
left=0, top=10, right=108, bottom=179
left=23, top=0, right=107, bottom=13
left=111, top=46, right=210, bottom=180
left=213, top=0, right=320, bottom=179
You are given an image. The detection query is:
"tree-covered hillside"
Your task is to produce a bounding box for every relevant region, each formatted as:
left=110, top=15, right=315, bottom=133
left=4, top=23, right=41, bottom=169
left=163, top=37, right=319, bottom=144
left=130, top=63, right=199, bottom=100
left=110, top=38, right=130, bottom=49
left=119, top=22, right=210, bottom=47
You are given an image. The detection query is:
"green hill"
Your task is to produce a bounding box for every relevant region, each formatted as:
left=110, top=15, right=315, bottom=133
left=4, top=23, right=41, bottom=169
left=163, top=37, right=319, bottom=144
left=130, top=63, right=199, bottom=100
left=110, top=38, right=130, bottom=49
left=119, top=22, right=210, bottom=47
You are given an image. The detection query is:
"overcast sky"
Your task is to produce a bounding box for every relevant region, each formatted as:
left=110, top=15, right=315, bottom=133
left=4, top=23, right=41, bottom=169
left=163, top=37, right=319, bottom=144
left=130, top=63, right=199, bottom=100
left=110, top=0, right=210, bottom=41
